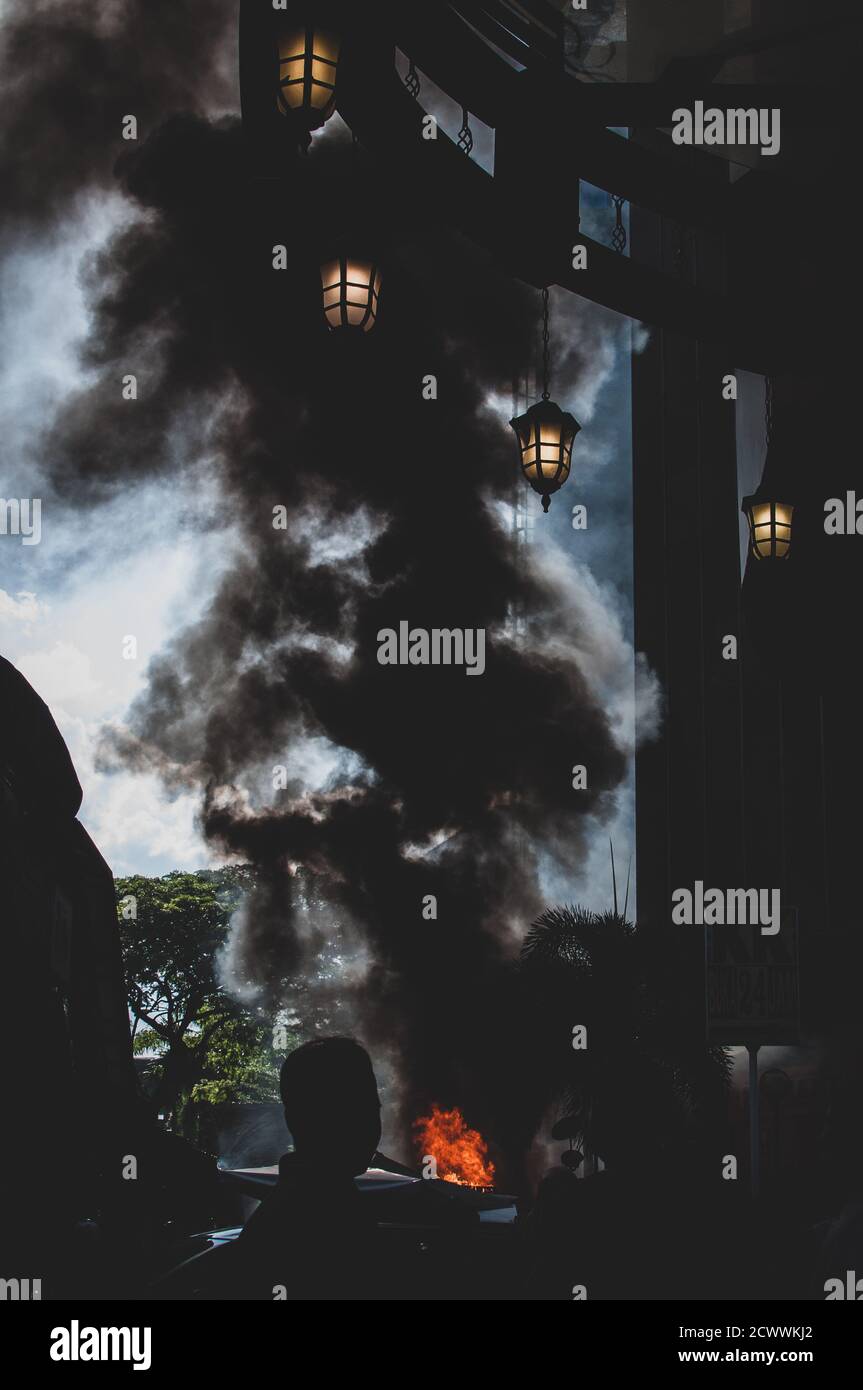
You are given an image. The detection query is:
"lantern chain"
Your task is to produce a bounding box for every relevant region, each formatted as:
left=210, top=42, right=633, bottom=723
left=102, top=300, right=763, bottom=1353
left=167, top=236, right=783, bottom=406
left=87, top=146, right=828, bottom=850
left=458, top=107, right=474, bottom=157
left=404, top=59, right=420, bottom=100
left=611, top=195, right=627, bottom=254
left=541, top=287, right=550, bottom=400
left=765, top=375, right=774, bottom=448
left=673, top=222, right=691, bottom=279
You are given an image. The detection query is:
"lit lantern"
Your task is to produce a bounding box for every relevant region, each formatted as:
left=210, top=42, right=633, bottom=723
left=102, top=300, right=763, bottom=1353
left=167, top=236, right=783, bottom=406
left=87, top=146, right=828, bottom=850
left=741, top=489, right=794, bottom=560
left=510, top=288, right=581, bottom=513
left=275, top=20, right=340, bottom=129
left=510, top=398, right=580, bottom=512
left=741, top=378, right=794, bottom=560
left=320, top=254, right=382, bottom=332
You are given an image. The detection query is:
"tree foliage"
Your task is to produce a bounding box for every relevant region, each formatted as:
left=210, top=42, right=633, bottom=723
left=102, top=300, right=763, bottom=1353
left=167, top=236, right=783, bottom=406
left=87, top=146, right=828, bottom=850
left=116, top=867, right=289, bottom=1131
left=518, top=906, right=731, bottom=1168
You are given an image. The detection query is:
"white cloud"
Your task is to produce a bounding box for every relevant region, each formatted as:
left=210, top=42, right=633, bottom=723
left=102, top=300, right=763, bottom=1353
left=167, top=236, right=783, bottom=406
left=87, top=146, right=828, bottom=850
left=0, top=588, right=45, bottom=622
left=17, top=638, right=101, bottom=703
left=46, top=706, right=211, bottom=875
left=487, top=511, right=661, bottom=759
left=0, top=176, right=246, bottom=876
left=480, top=501, right=658, bottom=920
left=0, top=192, right=135, bottom=486
left=0, top=478, right=239, bottom=872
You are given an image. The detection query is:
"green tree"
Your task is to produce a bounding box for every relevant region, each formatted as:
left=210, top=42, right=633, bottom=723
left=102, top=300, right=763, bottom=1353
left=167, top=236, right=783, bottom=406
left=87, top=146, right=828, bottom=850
left=117, top=867, right=286, bottom=1131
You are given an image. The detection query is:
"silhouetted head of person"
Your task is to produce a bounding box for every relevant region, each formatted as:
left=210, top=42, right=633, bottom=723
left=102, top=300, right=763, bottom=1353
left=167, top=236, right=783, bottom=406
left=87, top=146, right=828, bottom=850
left=280, top=1037, right=382, bottom=1177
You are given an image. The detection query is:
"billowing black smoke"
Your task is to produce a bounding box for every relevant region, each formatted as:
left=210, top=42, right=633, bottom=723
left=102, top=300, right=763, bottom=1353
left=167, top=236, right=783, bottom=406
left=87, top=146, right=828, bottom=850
left=0, top=0, right=238, bottom=236
left=5, top=1, right=634, bottom=1179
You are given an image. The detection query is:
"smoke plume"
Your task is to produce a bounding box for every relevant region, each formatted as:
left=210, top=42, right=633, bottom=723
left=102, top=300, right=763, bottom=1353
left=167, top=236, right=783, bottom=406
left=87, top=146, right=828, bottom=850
left=3, top=0, right=656, bottom=1174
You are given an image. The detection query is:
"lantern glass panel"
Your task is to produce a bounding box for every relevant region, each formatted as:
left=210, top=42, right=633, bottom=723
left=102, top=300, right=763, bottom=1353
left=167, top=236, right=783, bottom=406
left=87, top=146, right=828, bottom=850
left=278, top=29, right=340, bottom=116
left=749, top=501, right=793, bottom=558
left=321, top=258, right=381, bottom=331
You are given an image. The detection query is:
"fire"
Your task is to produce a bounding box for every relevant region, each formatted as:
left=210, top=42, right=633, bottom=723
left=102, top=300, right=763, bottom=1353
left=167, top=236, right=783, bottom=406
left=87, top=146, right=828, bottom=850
left=414, top=1104, right=496, bottom=1187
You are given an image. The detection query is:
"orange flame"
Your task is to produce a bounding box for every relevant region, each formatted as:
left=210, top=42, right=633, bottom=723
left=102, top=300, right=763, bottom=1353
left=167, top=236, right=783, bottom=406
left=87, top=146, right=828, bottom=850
left=413, top=1104, right=496, bottom=1187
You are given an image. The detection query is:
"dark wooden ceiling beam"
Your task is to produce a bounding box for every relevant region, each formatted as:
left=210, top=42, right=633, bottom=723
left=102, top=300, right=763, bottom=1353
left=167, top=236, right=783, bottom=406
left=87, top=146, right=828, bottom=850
left=338, top=71, right=821, bottom=372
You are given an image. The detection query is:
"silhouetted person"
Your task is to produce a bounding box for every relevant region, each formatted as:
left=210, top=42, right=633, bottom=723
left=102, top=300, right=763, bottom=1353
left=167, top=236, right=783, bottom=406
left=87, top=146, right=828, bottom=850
left=234, top=1037, right=383, bottom=1300
left=523, top=1165, right=585, bottom=1299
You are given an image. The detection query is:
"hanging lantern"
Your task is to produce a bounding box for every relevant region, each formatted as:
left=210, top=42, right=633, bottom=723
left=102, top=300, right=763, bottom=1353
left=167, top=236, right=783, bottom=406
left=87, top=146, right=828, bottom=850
left=275, top=14, right=341, bottom=129
left=741, top=491, right=794, bottom=560
left=741, top=377, right=793, bottom=560
left=320, top=253, right=382, bottom=332
left=510, top=288, right=581, bottom=512
left=510, top=399, right=580, bottom=512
